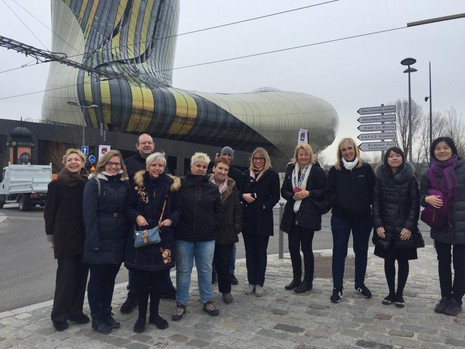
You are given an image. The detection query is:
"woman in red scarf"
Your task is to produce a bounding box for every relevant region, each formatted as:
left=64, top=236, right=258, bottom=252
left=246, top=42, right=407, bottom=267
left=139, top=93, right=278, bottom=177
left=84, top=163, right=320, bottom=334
left=420, top=137, right=465, bottom=316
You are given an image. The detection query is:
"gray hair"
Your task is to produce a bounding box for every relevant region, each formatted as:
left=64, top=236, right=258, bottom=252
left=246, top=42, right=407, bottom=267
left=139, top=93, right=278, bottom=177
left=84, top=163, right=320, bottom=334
left=146, top=152, right=166, bottom=168
left=191, top=152, right=210, bottom=166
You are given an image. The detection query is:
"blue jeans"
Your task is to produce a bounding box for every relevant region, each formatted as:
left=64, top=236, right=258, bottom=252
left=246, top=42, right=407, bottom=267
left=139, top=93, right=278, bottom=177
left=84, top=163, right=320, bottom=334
left=175, top=240, right=215, bottom=305
left=331, top=215, right=372, bottom=290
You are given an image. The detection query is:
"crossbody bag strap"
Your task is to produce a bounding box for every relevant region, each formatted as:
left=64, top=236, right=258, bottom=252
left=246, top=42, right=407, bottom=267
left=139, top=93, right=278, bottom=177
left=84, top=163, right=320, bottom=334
left=158, top=195, right=168, bottom=225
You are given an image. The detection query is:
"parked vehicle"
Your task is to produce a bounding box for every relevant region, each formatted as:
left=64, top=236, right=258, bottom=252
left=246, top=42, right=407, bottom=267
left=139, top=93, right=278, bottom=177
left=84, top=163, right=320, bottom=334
left=0, top=163, right=52, bottom=211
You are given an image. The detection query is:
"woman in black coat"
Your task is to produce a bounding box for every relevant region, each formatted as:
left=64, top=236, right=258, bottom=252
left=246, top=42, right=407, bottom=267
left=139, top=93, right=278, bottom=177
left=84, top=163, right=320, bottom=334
left=242, top=147, right=280, bottom=296
left=83, top=150, right=130, bottom=334
left=372, top=147, right=420, bottom=307
left=44, top=148, right=89, bottom=332
left=125, top=152, right=181, bottom=333
left=209, top=156, right=242, bottom=304
left=280, top=144, right=328, bottom=293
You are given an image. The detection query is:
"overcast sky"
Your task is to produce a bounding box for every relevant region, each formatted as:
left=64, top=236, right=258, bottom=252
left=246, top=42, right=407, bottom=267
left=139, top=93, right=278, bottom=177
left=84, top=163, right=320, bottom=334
left=0, top=0, right=464, bottom=162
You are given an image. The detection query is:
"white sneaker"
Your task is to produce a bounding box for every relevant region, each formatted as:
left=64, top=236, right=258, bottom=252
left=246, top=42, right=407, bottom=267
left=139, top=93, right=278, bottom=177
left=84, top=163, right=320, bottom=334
left=255, top=285, right=264, bottom=297
left=245, top=284, right=255, bottom=295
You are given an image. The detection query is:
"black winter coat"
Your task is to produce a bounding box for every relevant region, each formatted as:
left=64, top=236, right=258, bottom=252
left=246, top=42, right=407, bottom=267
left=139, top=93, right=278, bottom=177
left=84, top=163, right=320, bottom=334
left=280, top=163, right=328, bottom=232
left=327, top=162, right=375, bottom=220
left=420, top=158, right=465, bottom=244
left=242, top=169, right=280, bottom=236
left=44, top=171, right=87, bottom=259
left=372, top=163, right=420, bottom=248
left=83, top=173, right=130, bottom=265
left=125, top=171, right=181, bottom=272
left=125, top=153, right=146, bottom=178
left=209, top=175, right=242, bottom=245
left=176, top=174, right=223, bottom=242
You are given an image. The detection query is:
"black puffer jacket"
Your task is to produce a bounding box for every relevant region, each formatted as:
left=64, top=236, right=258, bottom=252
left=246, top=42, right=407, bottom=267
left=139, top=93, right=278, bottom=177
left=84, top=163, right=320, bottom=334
left=327, top=162, right=375, bottom=220
left=420, top=158, right=465, bottom=244
left=372, top=163, right=419, bottom=247
left=209, top=175, right=242, bottom=245
left=175, top=174, right=223, bottom=242
left=125, top=171, right=181, bottom=272
left=83, top=173, right=130, bottom=265
left=280, top=163, right=328, bottom=232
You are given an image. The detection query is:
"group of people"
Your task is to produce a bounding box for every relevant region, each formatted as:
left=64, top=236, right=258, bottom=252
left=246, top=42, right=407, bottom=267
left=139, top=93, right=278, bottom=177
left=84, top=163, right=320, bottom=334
left=43, top=133, right=465, bottom=335
left=280, top=136, right=465, bottom=317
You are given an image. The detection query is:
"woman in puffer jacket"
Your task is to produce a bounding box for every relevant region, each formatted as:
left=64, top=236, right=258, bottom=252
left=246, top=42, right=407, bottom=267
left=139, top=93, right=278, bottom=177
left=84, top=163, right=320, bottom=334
left=125, top=152, right=181, bottom=333
left=372, top=147, right=420, bottom=308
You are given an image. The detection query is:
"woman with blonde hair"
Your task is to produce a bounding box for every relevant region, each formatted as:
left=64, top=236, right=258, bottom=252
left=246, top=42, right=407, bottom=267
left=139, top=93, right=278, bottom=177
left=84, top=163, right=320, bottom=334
left=83, top=150, right=130, bottom=333
left=241, top=147, right=280, bottom=296
left=44, top=148, right=89, bottom=331
left=327, top=138, right=375, bottom=303
left=280, top=144, right=328, bottom=293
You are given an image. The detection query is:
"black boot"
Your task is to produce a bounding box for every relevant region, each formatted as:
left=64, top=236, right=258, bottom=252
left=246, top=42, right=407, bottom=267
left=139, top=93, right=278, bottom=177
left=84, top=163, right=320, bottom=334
left=120, top=292, right=138, bottom=313
left=104, top=308, right=120, bottom=329
left=91, top=312, right=112, bottom=334
left=294, top=279, right=312, bottom=293
left=284, top=278, right=302, bottom=290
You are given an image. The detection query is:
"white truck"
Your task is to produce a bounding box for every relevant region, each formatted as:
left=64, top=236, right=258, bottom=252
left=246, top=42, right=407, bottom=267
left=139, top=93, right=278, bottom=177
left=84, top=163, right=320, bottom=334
left=0, top=163, right=52, bottom=211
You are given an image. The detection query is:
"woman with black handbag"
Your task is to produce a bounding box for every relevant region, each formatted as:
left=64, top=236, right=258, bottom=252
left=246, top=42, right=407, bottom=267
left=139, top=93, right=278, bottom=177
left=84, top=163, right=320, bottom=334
left=373, top=147, right=421, bottom=308
left=280, top=143, right=328, bottom=293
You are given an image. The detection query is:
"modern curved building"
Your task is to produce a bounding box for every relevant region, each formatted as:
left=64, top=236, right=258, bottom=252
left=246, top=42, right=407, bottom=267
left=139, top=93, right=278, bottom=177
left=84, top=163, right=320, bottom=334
left=42, top=0, right=338, bottom=162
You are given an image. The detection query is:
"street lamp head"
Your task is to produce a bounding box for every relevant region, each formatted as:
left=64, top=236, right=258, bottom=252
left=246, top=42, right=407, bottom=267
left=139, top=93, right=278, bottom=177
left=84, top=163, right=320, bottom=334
left=401, top=57, right=417, bottom=66
left=403, top=67, right=417, bottom=74
left=67, top=100, right=78, bottom=106
left=425, top=96, right=430, bottom=102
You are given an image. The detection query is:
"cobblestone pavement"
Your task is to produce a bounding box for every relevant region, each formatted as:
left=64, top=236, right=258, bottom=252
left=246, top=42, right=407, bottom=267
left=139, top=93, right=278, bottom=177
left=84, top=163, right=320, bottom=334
left=1, top=246, right=465, bottom=348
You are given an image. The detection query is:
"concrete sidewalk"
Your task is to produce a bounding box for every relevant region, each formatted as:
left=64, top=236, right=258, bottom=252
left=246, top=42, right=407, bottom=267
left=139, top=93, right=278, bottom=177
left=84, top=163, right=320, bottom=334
left=1, top=246, right=465, bottom=348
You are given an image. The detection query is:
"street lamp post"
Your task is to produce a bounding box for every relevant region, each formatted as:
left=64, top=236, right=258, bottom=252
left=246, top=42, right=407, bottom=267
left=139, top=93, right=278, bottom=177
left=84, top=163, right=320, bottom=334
left=67, top=101, right=98, bottom=147
left=425, top=61, right=433, bottom=162
left=400, top=58, right=417, bottom=163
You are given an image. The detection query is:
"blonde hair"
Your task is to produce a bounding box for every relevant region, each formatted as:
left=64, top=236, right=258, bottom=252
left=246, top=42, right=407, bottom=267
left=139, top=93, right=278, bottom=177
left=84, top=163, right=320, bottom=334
left=62, top=148, right=86, bottom=165
left=191, top=152, right=210, bottom=166
left=334, top=138, right=363, bottom=170
left=95, top=149, right=128, bottom=177
left=249, top=147, right=272, bottom=172
left=291, top=143, right=315, bottom=165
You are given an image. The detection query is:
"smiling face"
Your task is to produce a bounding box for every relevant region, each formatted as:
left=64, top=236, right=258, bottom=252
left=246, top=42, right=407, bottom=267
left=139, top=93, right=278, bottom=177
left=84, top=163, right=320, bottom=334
left=340, top=142, right=356, bottom=162
left=434, top=141, right=453, bottom=162
left=387, top=151, right=403, bottom=170
left=191, top=161, right=208, bottom=175
left=213, top=161, right=229, bottom=182
left=297, top=149, right=311, bottom=167
left=148, top=159, right=165, bottom=178
left=135, top=134, right=155, bottom=158
left=64, top=152, right=84, bottom=173
left=104, top=155, right=122, bottom=176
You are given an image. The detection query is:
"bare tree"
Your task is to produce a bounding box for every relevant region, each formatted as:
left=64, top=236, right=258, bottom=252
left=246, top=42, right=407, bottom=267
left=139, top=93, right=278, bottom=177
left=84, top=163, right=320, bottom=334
left=394, top=99, right=424, bottom=159
left=442, top=107, right=465, bottom=156
left=45, top=142, right=70, bottom=173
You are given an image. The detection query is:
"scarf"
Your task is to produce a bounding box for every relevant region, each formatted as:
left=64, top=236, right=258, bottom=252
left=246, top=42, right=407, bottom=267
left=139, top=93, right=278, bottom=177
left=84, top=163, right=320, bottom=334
left=291, top=163, right=311, bottom=213
left=58, top=168, right=86, bottom=188
left=431, top=154, right=459, bottom=202
left=209, top=175, right=228, bottom=195
left=342, top=156, right=358, bottom=171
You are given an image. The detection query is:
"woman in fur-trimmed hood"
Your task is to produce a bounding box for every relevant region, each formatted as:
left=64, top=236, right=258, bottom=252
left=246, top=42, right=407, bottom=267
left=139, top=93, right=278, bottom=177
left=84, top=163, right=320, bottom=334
left=125, top=152, right=181, bottom=333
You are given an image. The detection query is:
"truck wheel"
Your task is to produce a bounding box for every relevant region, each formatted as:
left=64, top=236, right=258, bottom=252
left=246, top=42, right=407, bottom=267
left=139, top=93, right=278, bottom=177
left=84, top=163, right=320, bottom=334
left=0, top=194, right=5, bottom=209
left=18, top=196, right=32, bottom=211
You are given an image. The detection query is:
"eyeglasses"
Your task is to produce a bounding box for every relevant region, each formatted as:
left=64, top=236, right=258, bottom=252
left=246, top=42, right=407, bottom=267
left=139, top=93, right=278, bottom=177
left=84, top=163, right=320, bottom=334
left=106, top=162, right=121, bottom=167
left=138, top=141, right=153, bottom=145
left=253, top=157, right=265, bottom=161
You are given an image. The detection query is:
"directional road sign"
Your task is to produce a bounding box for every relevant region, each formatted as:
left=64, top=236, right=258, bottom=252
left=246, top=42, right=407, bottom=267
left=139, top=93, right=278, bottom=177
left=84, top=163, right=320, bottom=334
left=358, top=132, right=396, bottom=141
left=359, top=141, right=396, bottom=152
left=357, top=105, right=396, bottom=115
left=358, top=124, right=396, bottom=132
left=357, top=114, right=396, bottom=123
left=81, top=145, right=89, bottom=155
left=88, top=155, right=96, bottom=164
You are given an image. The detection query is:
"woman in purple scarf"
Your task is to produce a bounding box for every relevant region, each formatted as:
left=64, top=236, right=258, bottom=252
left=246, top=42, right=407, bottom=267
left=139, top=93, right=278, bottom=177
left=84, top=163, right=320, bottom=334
left=420, top=137, right=465, bottom=316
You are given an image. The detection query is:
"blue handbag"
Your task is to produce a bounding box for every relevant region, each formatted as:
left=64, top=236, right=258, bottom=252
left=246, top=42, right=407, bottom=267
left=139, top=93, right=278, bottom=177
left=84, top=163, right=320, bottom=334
left=133, top=198, right=166, bottom=248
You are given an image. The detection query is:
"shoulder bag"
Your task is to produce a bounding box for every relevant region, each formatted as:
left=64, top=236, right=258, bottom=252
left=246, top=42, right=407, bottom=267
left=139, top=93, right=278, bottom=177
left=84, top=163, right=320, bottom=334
left=134, top=198, right=167, bottom=248
left=420, top=169, right=448, bottom=230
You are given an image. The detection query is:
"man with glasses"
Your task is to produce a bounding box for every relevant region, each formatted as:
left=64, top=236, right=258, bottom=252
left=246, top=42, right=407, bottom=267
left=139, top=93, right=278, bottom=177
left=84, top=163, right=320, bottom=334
left=120, top=134, right=177, bottom=314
